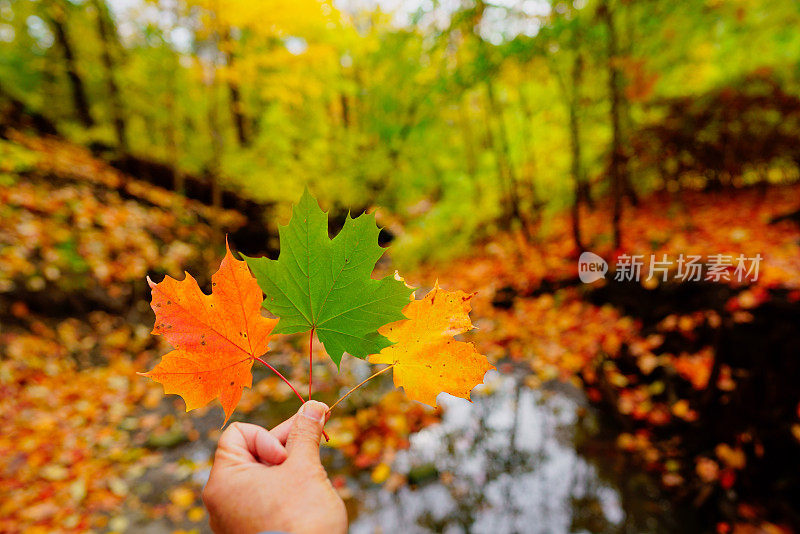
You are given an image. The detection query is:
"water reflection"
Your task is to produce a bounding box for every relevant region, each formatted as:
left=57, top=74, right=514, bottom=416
left=348, top=371, right=627, bottom=534
left=176, top=367, right=688, bottom=534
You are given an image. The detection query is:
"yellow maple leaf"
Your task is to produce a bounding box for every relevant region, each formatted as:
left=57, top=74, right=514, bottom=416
left=368, top=283, right=494, bottom=407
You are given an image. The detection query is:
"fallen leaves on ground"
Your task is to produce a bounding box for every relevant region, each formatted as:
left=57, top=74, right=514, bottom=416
left=0, top=317, right=156, bottom=532
left=325, top=391, right=441, bottom=469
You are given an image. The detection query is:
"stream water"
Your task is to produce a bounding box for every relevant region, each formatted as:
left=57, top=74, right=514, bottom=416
left=137, top=367, right=697, bottom=533
left=336, top=370, right=692, bottom=534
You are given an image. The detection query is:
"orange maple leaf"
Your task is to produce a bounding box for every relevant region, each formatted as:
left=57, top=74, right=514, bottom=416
left=368, top=283, right=494, bottom=407
left=140, top=242, right=277, bottom=424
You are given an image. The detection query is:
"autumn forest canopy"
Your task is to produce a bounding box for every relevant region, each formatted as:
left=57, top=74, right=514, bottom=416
left=2, top=0, right=799, bottom=263
left=2, top=0, right=800, bottom=532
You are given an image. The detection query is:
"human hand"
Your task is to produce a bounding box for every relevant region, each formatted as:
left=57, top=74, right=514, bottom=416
left=202, top=401, right=347, bottom=534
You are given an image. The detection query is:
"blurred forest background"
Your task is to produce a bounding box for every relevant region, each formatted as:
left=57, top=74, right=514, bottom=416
left=2, top=0, right=800, bottom=533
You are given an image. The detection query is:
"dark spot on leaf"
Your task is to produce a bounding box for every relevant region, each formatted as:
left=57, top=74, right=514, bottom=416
left=230, top=381, right=234, bottom=386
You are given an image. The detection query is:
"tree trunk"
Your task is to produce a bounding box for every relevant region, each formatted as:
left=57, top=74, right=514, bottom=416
left=41, top=41, right=60, bottom=119
left=618, top=1, right=638, bottom=206
left=458, top=95, right=478, bottom=179
left=163, top=0, right=184, bottom=193
left=165, top=85, right=184, bottom=194
left=48, top=0, right=93, bottom=127
left=569, top=53, right=585, bottom=251
left=484, top=79, right=525, bottom=232
left=340, top=93, right=350, bottom=129
left=207, top=82, right=223, bottom=212
left=601, top=2, right=624, bottom=249
left=223, top=31, right=248, bottom=147
left=228, top=82, right=247, bottom=146
left=516, top=80, right=542, bottom=227
left=92, top=0, right=127, bottom=150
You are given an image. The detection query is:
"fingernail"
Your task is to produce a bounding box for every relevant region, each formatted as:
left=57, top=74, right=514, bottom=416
left=300, top=401, right=327, bottom=424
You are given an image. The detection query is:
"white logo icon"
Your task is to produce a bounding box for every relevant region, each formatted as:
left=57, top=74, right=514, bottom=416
left=578, top=252, right=608, bottom=283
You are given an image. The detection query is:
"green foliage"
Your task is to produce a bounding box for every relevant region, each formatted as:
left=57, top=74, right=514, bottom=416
left=2, top=0, right=800, bottom=265
left=0, top=139, right=39, bottom=184
left=245, top=189, right=413, bottom=366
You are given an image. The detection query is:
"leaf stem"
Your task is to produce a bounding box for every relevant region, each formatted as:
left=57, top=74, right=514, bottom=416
left=255, top=356, right=329, bottom=442
left=308, top=328, right=315, bottom=400
left=255, top=357, right=305, bottom=404
left=326, top=364, right=396, bottom=414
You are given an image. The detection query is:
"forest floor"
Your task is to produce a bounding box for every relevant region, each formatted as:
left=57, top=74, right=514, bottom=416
left=2, top=131, right=800, bottom=533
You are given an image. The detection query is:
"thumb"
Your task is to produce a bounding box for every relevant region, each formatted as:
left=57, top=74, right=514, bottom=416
left=285, top=400, right=329, bottom=462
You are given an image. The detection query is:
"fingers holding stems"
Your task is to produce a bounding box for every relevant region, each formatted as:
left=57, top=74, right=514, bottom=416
left=216, top=422, right=288, bottom=467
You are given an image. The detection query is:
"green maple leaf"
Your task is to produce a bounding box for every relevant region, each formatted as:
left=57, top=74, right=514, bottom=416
left=245, top=189, right=413, bottom=367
